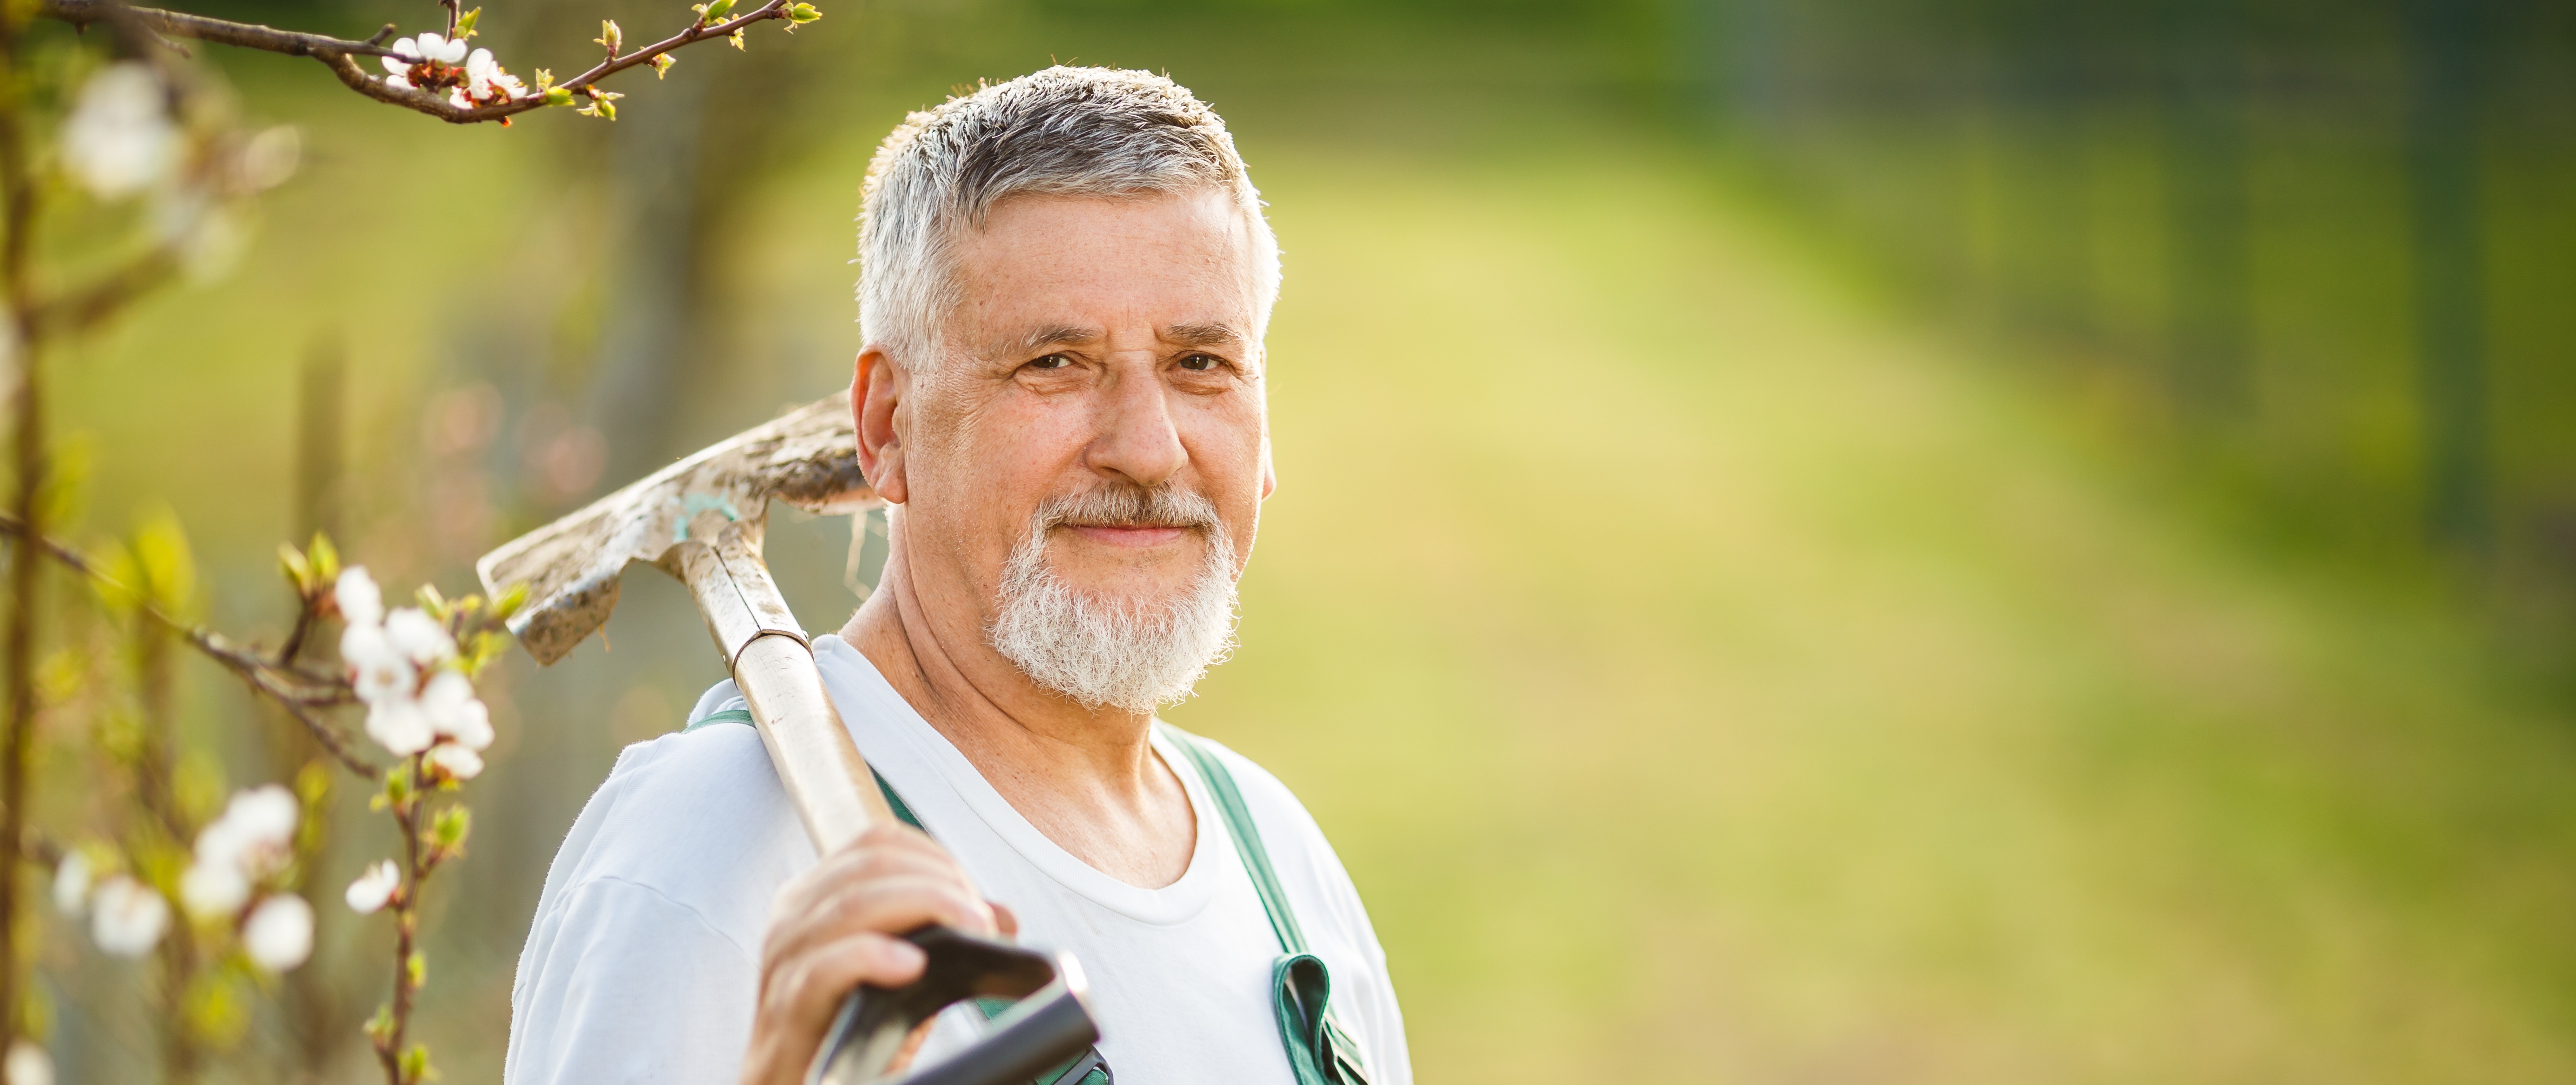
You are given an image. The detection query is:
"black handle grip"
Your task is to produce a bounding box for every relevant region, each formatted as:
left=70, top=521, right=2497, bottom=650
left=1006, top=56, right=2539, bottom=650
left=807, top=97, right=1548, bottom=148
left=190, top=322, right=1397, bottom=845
left=806, top=926, right=1099, bottom=1085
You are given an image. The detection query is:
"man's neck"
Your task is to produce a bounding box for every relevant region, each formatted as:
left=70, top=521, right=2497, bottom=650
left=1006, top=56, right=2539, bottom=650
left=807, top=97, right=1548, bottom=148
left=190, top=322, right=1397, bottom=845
left=835, top=546, right=1196, bottom=889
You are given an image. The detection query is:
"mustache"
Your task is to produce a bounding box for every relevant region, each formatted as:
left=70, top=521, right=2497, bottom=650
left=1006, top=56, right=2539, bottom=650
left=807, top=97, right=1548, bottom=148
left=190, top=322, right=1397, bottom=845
left=1033, top=483, right=1222, bottom=533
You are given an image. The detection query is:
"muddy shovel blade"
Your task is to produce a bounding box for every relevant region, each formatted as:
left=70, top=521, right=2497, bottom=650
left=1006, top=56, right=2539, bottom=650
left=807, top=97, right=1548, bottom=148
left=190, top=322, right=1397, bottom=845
left=808, top=926, right=1099, bottom=1085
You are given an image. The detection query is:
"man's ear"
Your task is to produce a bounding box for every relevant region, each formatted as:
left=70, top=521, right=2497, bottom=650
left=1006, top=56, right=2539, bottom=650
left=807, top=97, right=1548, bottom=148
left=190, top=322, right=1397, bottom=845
left=853, top=345, right=909, bottom=506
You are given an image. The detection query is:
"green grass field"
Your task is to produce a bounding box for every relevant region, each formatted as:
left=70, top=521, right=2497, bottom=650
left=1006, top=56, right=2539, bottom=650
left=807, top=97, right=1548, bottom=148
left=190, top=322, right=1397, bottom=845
left=48, top=64, right=2576, bottom=1083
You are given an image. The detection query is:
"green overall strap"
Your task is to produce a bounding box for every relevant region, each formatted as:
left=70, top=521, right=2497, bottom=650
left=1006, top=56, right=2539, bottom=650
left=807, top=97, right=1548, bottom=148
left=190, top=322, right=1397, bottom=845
left=1159, top=725, right=1371, bottom=1085
left=683, top=707, right=1107, bottom=1085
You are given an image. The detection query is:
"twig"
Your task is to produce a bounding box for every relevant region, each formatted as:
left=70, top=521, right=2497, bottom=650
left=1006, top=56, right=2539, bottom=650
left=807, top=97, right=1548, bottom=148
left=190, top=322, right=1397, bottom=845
left=374, top=756, right=427, bottom=1085
left=37, top=0, right=799, bottom=125
left=8, top=828, right=62, bottom=870
left=0, top=0, right=47, bottom=1040
left=235, top=663, right=380, bottom=781
left=28, top=246, right=179, bottom=341
left=0, top=513, right=381, bottom=778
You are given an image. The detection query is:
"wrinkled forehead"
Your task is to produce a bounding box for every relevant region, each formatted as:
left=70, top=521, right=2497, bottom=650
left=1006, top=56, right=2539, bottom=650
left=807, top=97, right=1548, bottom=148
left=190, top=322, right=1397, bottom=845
left=943, top=189, right=1266, bottom=355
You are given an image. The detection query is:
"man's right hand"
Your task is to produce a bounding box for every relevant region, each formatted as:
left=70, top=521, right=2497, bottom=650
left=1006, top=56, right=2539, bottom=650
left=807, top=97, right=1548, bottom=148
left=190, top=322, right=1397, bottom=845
left=737, top=821, right=1013, bottom=1085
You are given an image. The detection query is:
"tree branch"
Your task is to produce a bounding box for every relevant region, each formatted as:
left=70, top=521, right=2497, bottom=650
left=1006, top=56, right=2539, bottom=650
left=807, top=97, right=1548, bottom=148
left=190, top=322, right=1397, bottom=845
left=0, top=513, right=381, bottom=778
left=29, top=246, right=178, bottom=341
left=37, top=0, right=800, bottom=125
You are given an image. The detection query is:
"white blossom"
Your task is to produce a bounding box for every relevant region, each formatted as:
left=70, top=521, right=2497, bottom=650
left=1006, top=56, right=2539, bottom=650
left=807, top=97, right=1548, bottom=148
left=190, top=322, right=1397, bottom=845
left=239, top=126, right=301, bottom=191
left=420, top=670, right=492, bottom=750
left=182, top=785, right=298, bottom=917
left=384, top=32, right=467, bottom=72
left=90, top=875, right=169, bottom=956
left=4, top=1041, right=52, bottom=1085
left=456, top=48, right=530, bottom=108
left=384, top=607, right=455, bottom=668
left=422, top=32, right=469, bottom=64
left=426, top=741, right=484, bottom=782
left=242, top=894, right=314, bottom=971
left=179, top=861, right=248, bottom=918
left=214, top=785, right=299, bottom=858
left=336, top=566, right=384, bottom=628
left=344, top=622, right=417, bottom=707
left=345, top=859, right=401, bottom=915
left=366, top=696, right=434, bottom=757
left=62, top=63, right=177, bottom=199
left=51, top=851, right=91, bottom=917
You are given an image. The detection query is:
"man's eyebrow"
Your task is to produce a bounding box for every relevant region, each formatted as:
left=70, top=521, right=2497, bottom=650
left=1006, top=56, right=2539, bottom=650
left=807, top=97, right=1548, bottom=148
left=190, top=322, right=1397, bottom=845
left=1003, top=325, right=1102, bottom=356
left=1163, top=322, right=1247, bottom=348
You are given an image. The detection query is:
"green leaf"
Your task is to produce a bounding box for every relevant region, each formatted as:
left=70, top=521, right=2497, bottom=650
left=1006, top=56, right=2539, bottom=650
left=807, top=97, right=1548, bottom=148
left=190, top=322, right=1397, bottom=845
left=131, top=509, right=197, bottom=618
left=455, top=7, right=480, bottom=37
left=432, top=805, right=471, bottom=849
left=365, top=1004, right=396, bottom=1044
left=544, top=86, right=575, bottom=106
left=36, top=435, right=92, bottom=532
left=491, top=581, right=531, bottom=620
left=308, top=532, right=340, bottom=582
left=384, top=764, right=414, bottom=808
left=183, top=967, right=253, bottom=1050
left=400, top=1042, right=432, bottom=1083
left=407, top=953, right=428, bottom=990
left=787, top=3, right=820, bottom=23
left=702, top=0, right=735, bottom=21
left=277, top=542, right=313, bottom=593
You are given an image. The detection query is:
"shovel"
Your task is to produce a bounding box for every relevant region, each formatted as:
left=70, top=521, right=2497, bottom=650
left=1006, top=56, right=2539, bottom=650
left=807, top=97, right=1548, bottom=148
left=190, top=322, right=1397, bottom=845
left=477, top=391, right=1099, bottom=1085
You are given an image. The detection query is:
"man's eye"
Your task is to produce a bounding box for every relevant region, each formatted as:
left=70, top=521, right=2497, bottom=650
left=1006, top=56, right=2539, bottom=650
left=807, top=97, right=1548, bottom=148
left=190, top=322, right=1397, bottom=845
left=1026, top=354, right=1071, bottom=371
left=1179, top=354, right=1221, bottom=372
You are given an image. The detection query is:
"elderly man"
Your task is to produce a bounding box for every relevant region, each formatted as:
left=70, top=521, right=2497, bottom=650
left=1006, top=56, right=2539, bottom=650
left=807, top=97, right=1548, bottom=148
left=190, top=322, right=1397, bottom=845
left=504, top=67, right=1409, bottom=1085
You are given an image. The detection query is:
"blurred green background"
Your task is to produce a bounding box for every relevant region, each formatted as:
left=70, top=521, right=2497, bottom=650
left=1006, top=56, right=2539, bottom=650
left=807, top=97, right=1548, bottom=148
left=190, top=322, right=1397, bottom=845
left=31, top=0, right=2576, bottom=1081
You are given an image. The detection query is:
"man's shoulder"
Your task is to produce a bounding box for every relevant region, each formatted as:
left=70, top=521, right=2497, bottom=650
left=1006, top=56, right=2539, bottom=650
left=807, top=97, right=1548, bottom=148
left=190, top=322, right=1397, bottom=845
left=539, top=723, right=810, bottom=936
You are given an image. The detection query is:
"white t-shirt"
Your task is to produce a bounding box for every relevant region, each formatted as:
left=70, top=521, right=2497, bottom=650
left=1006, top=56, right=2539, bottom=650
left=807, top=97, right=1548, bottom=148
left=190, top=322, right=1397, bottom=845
left=504, top=634, right=1410, bottom=1085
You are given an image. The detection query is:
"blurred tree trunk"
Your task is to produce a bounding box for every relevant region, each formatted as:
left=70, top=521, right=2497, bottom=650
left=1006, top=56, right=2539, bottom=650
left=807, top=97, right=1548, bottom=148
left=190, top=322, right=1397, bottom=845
left=2161, top=0, right=2251, bottom=419
left=2403, top=0, right=2492, bottom=549
left=582, top=63, right=715, bottom=482
left=282, top=334, right=348, bottom=1082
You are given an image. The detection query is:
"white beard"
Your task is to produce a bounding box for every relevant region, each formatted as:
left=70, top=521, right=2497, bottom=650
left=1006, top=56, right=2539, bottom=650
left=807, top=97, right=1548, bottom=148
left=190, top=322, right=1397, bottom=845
left=986, top=486, right=1241, bottom=713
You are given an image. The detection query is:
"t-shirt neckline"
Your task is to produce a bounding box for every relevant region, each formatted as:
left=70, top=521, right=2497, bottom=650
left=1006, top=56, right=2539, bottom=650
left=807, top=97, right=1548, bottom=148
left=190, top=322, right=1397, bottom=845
left=811, top=634, right=1228, bottom=927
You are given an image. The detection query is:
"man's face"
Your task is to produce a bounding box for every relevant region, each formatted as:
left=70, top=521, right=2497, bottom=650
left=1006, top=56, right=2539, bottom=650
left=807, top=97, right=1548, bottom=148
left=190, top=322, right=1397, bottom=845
left=886, top=188, right=1271, bottom=668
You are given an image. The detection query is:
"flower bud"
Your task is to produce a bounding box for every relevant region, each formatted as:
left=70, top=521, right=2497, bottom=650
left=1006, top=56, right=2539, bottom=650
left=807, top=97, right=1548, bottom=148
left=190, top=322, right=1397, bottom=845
left=702, top=0, right=735, bottom=21
left=596, top=19, right=622, bottom=54
left=545, top=86, right=575, bottom=106
left=788, top=3, right=821, bottom=23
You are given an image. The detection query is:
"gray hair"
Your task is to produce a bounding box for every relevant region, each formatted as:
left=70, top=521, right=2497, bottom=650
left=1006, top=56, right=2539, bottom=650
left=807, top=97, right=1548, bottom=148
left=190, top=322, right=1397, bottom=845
left=857, top=66, right=1281, bottom=370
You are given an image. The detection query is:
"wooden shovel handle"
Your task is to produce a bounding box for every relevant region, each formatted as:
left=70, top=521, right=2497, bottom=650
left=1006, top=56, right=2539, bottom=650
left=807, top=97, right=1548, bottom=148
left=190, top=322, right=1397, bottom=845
left=674, top=532, right=894, bottom=852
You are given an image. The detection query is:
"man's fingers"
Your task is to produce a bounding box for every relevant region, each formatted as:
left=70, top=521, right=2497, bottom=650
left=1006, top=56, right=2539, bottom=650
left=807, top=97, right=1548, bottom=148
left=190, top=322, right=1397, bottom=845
left=762, top=870, right=996, bottom=969
left=758, top=931, right=929, bottom=1061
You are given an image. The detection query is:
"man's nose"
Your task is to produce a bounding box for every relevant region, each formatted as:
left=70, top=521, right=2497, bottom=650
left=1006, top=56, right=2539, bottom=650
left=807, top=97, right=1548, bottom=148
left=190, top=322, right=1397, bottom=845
left=1084, top=357, right=1186, bottom=488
